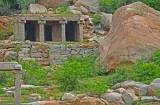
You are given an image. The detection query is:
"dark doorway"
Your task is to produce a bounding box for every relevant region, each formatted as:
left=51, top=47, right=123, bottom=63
left=66, top=21, right=77, bottom=41
left=25, top=21, right=37, bottom=41
left=45, top=25, right=52, bottom=41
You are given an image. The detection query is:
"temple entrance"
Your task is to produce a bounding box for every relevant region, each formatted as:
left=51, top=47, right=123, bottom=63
left=65, top=21, right=77, bottom=41
left=45, top=25, right=52, bottom=41
left=25, top=21, right=37, bottom=41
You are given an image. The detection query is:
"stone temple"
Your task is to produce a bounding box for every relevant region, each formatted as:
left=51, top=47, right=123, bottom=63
left=13, top=14, right=84, bottom=42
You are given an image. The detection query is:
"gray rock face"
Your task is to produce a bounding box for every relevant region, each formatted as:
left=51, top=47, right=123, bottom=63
left=151, top=78, right=160, bottom=84
left=138, top=84, right=149, bottom=96
left=100, top=92, right=125, bottom=105
left=141, top=96, right=154, bottom=103
left=100, top=12, right=112, bottom=29
left=148, top=83, right=160, bottom=96
left=62, top=93, right=75, bottom=101
left=78, top=6, right=89, bottom=14
left=70, top=10, right=82, bottom=15
left=6, top=91, right=14, bottom=97
left=89, top=6, right=99, bottom=13
left=74, top=0, right=99, bottom=8
left=29, top=4, right=47, bottom=13
left=122, top=93, right=138, bottom=105
left=31, top=52, right=42, bottom=58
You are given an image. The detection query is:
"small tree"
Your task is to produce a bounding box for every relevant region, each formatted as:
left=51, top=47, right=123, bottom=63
left=13, top=44, right=22, bottom=62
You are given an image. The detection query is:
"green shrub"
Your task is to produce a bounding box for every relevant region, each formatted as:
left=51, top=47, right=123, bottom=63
left=99, top=0, right=124, bottom=13
left=54, top=61, right=84, bottom=91
left=151, top=49, right=160, bottom=65
left=106, top=65, right=130, bottom=86
left=54, top=55, right=104, bottom=91
left=131, top=62, right=160, bottom=84
left=80, top=77, right=109, bottom=95
left=0, top=72, right=15, bottom=87
left=53, top=2, right=72, bottom=14
left=20, top=60, right=51, bottom=86
left=17, top=0, right=38, bottom=13
left=92, top=14, right=101, bottom=25
left=141, top=0, right=160, bottom=11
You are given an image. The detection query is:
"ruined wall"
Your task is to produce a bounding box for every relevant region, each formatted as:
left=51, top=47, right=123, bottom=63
left=0, top=42, right=99, bottom=66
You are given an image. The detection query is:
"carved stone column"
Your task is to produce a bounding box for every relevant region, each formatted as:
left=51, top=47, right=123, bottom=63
left=78, top=16, right=85, bottom=43
left=13, top=15, right=19, bottom=41
left=60, top=17, right=67, bottom=43
left=18, top=19, right=26, bottom=41
left=38, top=19, right=46, bottom=42
left=14, top=64, right=23, bottom=105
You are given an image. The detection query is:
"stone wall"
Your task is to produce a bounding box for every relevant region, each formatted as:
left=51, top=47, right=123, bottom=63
left=0, top=42, right=99, bottom=66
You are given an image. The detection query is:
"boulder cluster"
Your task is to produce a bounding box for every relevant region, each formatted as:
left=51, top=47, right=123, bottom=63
left=29, top=78, right=160, bottom=105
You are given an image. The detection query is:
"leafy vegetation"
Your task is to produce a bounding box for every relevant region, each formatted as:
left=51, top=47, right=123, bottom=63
left=79, top=77, right=109, bottom=95
left=0, top=0, right=38, bottom=15
left=92, top=14, right=101, bottom=25
left=21, top=60, right=51, bottom=86
left=54, top=55, right=106, bottom=92
left=53, top=2, right=72, bottom=14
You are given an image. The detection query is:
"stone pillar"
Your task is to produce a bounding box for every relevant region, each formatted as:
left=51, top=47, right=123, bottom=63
left=60, top=17, right=67, bottom=43
left=78, top=16, right=85, bottom=43
left=13, top=15, right=19, bottom=41
left=18, top=19, right=26, bottom=41
left=38, top=19, right=46, bottom=42
left=14, top=71, right=21, bottom=105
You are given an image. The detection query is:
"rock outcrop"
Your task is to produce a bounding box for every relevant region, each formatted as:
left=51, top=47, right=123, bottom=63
left=74, top=0, right=99, bottom=9
left=99, top=2, right=160, bottom=71
left=38, top=0, right=64, bottom=9
left=29, top=4, right=47, bottom=13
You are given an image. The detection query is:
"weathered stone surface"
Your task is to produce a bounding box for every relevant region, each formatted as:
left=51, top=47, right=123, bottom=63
left=30, top=100, right=59, bottom=105
left=141, top=96, right=154, bottom=103
left=29, top=4, right=47, bottom=13
left=153, top=96, right=160, bottom=102
left=122, top=93, right=138, bottom=105
left=151, top=78, right=160, bottom=84
left=70, top=10, right=82, bottom=15
left=99, top=2, right=160, bottom=71
left=115, top=88, right=126, bottom=94
left=148, top=83, right=160, bottom=96
left=74, top=0, right=99, bottom=9
left=6, top=91, right=14, bottom=97
left=38, top=0, right=64, bottom=9
left=4, top=51, right=16, bottom=61
left=62, top=93, right=75, bottom=101
left=138, top=84, right=149, bottom=96
left=35, top=58, right=49, bottom=66
left=100, top=92, right=125, bottom=105
left=31, top=52, right=42, bottom=58
left=78, top=6, right=89, bottom=14
left=79, top=96, right=105, bottom=105
left=100, top=12, right=112, bottom=29
left=89, top=6, right=99, bottom=13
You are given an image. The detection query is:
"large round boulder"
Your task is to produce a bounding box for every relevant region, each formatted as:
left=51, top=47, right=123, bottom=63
left=99, top=2, right=160, bottom=71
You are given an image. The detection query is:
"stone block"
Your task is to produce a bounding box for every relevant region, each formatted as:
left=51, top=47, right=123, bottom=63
left=31, top=52, right=42, bottom=58
left=141, top=96, right=154, bottom=103
left=62, top=93, right=75, bottom=101
left=122, top=93, right=138, bottom=105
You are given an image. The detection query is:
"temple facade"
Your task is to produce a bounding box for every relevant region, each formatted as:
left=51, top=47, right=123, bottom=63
left=13, top=14, right=84, bottom=42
